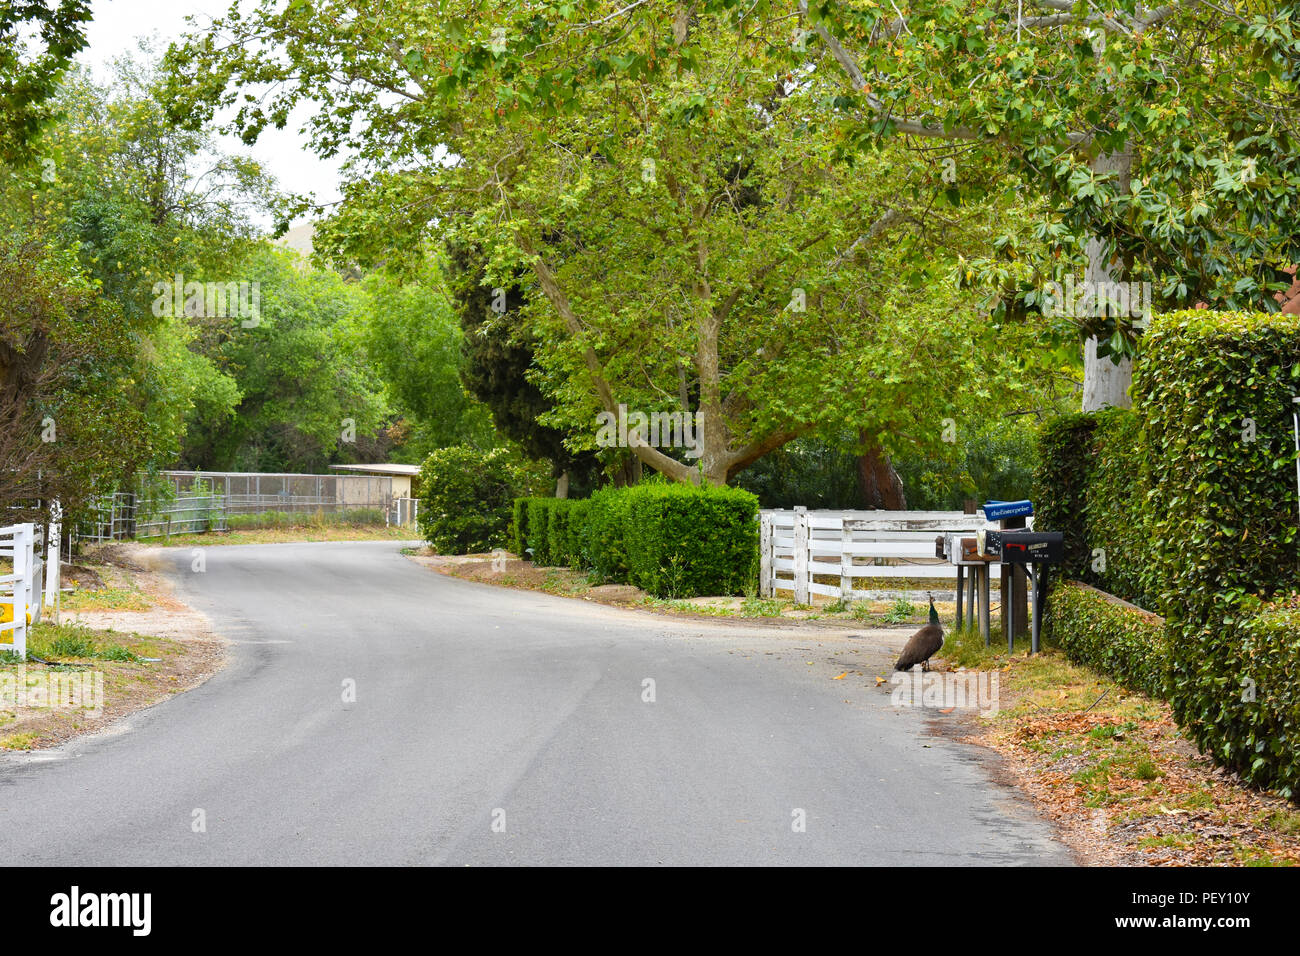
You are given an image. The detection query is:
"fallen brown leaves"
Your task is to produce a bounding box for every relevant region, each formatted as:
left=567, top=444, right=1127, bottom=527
left=946, top=654, right=1300, bottom=867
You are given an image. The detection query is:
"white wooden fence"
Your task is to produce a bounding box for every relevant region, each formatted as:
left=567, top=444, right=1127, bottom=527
left=0, top=523, right=35, bottom=659
left=759, top=508, right=988, bottom=604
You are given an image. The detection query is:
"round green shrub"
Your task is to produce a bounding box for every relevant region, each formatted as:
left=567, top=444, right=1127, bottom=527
left=418, top=446, right=545, bottom=554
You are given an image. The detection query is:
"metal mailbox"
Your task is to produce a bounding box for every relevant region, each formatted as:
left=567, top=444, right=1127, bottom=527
left=984, top=531, right=1064, bottom=565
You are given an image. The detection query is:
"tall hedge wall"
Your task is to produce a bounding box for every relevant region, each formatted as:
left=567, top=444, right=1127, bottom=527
left=1039, top=310, right=1300, bottom=796
left=1135, top=310, right=1300, bottom=620
left=1238, top=598, right=1300, bottom=798
left=1034, top=408, right=1154, bottom=608
left=513, top=483, right=759, bottom=598
left=1132, top=310, right=1300, bottom=788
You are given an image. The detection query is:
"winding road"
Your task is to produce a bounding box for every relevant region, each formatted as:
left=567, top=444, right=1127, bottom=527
left=0, top=541, right=1072, bottom=865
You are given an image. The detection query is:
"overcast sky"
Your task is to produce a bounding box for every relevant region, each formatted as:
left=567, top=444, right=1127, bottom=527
left=82, top=0, right=345, bottom=228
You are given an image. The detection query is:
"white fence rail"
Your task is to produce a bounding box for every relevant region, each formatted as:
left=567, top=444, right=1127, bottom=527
left=0, top=523, right=35, bottom=659
left=760, top=508, right=989, bottom=604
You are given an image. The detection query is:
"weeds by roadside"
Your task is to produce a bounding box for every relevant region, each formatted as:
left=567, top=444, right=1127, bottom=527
left=932, top=632, right=1300, bottom=865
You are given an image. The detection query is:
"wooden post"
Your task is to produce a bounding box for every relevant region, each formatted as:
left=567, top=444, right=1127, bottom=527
left=793, top=506, right=809, bottom=606
left=954, top=565, right=965, bottom=628
left=840, top=516, right=853, bottom=603
left=999, top=515, right=1029, bottom=642
left=759, top=512, right=773, bottom=598
left=979, top=564, right=991, bottom=646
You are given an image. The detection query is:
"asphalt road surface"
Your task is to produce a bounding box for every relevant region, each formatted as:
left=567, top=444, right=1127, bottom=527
left=0, top=541, right=1072, bottom=865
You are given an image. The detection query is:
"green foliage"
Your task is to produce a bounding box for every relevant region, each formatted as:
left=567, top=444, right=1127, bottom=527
left=1040, top=310, right=1300, bottom=792
left=583, top=485, right=633, bottom=583
left=1034, top=408, right=1154, bottom=608
left=546, top=501, right=572, bottom=568
left=510, top=497, right=528, bottom=557
left=1033, top=413, right=1098, bottom=581
left=418, top=446, right=544, bottom=554
left=1236, top=598, right=1300, bottom=798
left=621, top=483, right=760, bottom=599
left=517, top=483, right=759, bottom=597
left=357, top=262, right=495, bottom=460
left=1136, top=310, right=1300, bottom=619
left=524, top=498, right=557, bottom=565
left=564, top=499, right=590, bottom=570
left=0, top=0, right=91, bottom=165
left=895, top=417, right=1046, bottom=511
left=1045, top=582, right=1170, bottom=699
left=1133, top=310, right=1300, bottom=788
left=1084, top=409, right=1154, bottom=609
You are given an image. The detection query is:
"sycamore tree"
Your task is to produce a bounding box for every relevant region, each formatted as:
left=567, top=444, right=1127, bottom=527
left=172, top=1, right=1299, bottom=413
left=791, top=0, right=1300, bottom=410
left=166, top=1, right=1050, bottom=486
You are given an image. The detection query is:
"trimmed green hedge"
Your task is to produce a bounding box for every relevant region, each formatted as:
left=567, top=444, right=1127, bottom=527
left=1034, top=408, right=1153, bottom=607
left=621, top=483, right=759, bottom=598
left=1136, top=310, right=1300, bottom=621
left=1038, top=310, right=1300, bottom=795
left=584, top=485, right=634, bottom=583
left=1044, top=581, right=1169, bottom=699
left=1135, top=310, right=1300, bottom=788
left=1237, top=598, right=1300, bottom=798
left=525, top=498, right=559, bottom=565
left=510, top=498, right=529, bottom=557
left=1034, top=413, right=1098, bottom=581
left=514, top=483, right=760, bottom=597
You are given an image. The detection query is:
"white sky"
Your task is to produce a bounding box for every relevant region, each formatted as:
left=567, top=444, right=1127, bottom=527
left=82, top=0, right=346, bottom=228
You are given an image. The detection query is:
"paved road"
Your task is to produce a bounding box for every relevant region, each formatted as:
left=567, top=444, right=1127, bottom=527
left=0, top=541, right=1072, bottom=865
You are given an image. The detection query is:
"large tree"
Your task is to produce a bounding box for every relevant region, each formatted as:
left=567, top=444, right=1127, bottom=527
left=174, top=0, right=1299, bottom=413
left=0, top=0, right=91, bottom=164
left=166, top=1, right=1045, bottom=486
left=791, top=0, right=1300, bottom=409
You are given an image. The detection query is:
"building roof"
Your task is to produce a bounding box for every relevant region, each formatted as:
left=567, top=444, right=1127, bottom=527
left=329, top=463, right=421, bottom=477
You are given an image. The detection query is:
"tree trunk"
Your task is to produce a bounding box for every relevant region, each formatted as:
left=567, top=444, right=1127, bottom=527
left=1081, top=150, right=1134, bottom=412
left=856, top=439, right=907, bottom=510
left=554, top=470, right=569, bottom=499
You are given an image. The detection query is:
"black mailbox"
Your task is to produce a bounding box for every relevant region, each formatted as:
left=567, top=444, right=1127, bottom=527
left=985, top=530, right=1064, bottom=565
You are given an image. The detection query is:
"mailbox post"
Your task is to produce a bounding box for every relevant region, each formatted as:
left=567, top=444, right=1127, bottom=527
left=939, top=533, right=995, bottom=646
left=983, top=530, right=1064, bottom=653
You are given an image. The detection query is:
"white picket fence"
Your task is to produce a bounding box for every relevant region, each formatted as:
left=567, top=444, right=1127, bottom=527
left=759, top=508, right=989, bottom=604
left=0, top=523, right=36, bottom=659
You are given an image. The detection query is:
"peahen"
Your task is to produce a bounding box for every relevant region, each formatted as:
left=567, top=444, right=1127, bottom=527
left=894, top=594, right=944, bottom=671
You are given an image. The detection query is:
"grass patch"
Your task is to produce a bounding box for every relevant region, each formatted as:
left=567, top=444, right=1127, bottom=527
left=0, top=622, right=205, bottom=751
left=163, top=524, right=412, bottom=547
left=962, top=633, right=1300, bottom=865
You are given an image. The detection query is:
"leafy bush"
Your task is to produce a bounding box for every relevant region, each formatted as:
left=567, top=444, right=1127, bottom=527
left=1134, top=310, right=1300, bottom=784
left=1035, top=408, right=1154, bottom=608
left=1136, top=310, right=1300, bottom=620
left=1237, top=597, right=1300, bottom=798
left=510, top=497, right=528, bottom=557
left=565, top=499, right=591, bottom=570
left=547, top=500, right=573, bottom=567
left=584, top=485, right=634, bottom=583
left=1045, top=581, right=1169, bottom=699
left=1035, top=413, right=1099, bottom=581
left=525, top=497, right=557, bottom=564
left=516, top=483, right=759, bottom=596
left=621, top=482, right=759, bottom=598
left=419, top=446, right=543, bottom=554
